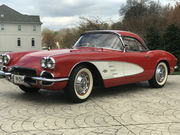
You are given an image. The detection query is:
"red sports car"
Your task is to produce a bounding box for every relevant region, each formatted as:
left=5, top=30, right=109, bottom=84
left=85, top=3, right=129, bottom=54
left=0, top=30, right=178, bottom=102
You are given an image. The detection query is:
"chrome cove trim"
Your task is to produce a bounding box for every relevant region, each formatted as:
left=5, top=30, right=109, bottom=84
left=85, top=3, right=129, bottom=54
left=89, top=61, right=144, bottom=80
left=68, top=61, right=144, bottom=80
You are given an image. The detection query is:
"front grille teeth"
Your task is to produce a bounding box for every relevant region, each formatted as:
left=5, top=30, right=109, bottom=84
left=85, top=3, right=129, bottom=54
left=10, top=66, right=37, bottom=84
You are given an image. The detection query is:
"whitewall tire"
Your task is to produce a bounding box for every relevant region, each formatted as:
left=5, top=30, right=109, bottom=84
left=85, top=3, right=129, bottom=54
left=149, top=62, right=168, bottom=88
left=65, top=65, right=93, bottom=103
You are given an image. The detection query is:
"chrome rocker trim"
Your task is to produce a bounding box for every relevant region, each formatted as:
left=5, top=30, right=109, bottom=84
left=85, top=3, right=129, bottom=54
left=0, top=70, right=69, bottom=82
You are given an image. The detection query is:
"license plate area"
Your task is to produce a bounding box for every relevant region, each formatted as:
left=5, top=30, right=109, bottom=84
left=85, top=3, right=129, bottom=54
left=13, top=75, right=25, bottom=85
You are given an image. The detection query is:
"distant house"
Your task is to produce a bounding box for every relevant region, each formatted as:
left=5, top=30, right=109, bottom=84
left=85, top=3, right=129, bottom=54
left=0, top=4, right=42, bottom=53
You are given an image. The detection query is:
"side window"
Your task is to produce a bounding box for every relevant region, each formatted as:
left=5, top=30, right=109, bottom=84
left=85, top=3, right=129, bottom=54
left=110, top=36, right=124, bottom=51
left=135, top=40, right=145, bottom=51
left=122, top=37, right=143, bottom=52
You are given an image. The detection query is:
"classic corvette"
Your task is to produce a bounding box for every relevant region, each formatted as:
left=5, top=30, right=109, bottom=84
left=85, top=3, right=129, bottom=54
left=0, top=30, right=178, bottom=102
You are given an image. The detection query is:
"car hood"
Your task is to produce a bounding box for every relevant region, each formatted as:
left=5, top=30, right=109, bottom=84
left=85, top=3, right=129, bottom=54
left=15, top=47, right=104, bottom=68
left=24, top=47, right=105, bottom=57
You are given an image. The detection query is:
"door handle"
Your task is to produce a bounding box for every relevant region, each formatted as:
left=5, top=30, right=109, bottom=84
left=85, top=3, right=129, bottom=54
left=145, top=55, right=150, bottom=58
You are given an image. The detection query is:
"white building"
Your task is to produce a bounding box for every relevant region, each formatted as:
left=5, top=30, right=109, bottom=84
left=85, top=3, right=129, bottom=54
left=0, top=4, right=42, bottom=53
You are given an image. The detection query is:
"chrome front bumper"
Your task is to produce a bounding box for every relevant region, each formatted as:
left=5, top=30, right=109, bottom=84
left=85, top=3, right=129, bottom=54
left=0, top=70, right=69, bottom=82
left=31, top=77, right=69, bottom=82
left=0, top=71, right=11, bottom=76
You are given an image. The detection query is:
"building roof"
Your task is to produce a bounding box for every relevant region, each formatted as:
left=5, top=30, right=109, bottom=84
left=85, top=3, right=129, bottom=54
left=0, top=4, right=42, bottom=24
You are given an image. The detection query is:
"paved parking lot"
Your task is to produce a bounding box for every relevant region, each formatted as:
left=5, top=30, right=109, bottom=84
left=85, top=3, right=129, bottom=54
left=0, top=75, right=180, bottom=135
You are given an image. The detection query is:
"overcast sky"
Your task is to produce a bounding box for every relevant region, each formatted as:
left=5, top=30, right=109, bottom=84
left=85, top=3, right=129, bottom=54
left=0, top=0, right=177, bottom=30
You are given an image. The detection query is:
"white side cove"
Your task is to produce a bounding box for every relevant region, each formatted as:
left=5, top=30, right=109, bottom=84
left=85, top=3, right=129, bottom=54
left=89, top=61, right=144, bottom=79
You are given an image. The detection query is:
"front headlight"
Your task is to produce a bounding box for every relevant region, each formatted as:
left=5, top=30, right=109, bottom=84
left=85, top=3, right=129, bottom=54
left=47, top=57, right=55, bottom=69
left=40, top=57, right=55, bottom=69
left=0, top=54, right=10, bottom=65
left=40, top=57, right=47, bottom=68
left=3, top=55, right=10, bottom=65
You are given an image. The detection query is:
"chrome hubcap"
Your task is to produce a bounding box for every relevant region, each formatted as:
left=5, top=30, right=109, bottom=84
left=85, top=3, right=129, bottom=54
left=75, top=72, right=90, bottom=95
left=156, top=65, right=166, bottom=83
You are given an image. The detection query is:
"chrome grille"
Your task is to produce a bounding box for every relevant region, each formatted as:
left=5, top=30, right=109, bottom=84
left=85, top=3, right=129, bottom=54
left=10, top=66, right=37, bottom=84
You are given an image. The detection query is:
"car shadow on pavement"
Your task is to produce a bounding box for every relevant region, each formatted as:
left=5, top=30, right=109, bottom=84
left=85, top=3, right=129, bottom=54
left=5, top=90, right=69, bottom=104
left=91, top=81, right=151, bottom=98
left=4, top=81, right=153, bottom=104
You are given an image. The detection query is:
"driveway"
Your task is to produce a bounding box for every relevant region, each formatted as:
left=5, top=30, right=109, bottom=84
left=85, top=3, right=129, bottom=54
left=0, top=75, right=180, bottom=135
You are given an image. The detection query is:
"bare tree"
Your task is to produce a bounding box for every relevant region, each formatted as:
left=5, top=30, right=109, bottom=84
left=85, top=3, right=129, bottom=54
left=42, top=28, right=56, bottom=49
left=168, top=3, right=180, bottom=27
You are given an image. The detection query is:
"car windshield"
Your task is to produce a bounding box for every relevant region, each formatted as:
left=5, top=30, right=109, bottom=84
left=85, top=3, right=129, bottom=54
left=74, top=33, right=124, bottom=50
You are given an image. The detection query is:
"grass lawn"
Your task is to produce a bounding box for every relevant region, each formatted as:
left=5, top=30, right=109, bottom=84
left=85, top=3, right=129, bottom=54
left=172, top=71, right=180, bottom=75
left=0, top=76, right=3, bottom=78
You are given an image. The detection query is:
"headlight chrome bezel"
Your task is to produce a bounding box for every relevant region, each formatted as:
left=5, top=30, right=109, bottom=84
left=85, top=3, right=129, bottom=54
left=40, top=57, right=47, bottom=68
left=0, top=54, right=11, bottom=65
left=47, top=57, right=55, bottom=69
left=40, top=57, right=55, bottom=69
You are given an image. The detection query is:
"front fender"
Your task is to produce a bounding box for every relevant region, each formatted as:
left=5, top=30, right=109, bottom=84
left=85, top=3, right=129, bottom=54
left=45, top=53, right=99, bottom=78
left=4, top=51, right=39, bottom=67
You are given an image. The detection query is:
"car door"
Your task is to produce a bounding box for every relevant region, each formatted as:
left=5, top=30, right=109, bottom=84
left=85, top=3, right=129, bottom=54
left=122, top=36, right=151, bottom=82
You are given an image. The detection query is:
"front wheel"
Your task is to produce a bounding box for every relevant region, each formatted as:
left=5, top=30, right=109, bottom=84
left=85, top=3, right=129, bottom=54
left=19, top=85, right=40, bottom=93
left=149, top=62, right=168, bottom=88
left=65, top=65, right=93, bottom=103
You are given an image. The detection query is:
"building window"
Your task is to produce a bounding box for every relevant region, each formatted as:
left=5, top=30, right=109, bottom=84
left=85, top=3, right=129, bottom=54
left=32, top=38, right=35, bottom=46
left=17, top=38, right=21, bottom=46
left=1, top=24, right=4, bottom=30
left=33, top=25, right=36, bottom=31
left=0, top=14, right=4, bottom=18
left=18, top=25, right=21, bottom=31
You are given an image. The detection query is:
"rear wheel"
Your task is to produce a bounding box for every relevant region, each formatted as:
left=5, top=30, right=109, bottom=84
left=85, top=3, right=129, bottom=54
left=149, top=62, right=168, bottom=88
left=65, top=65, right=93, bottom=103
left=19, top=85, right=40, bottom=93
